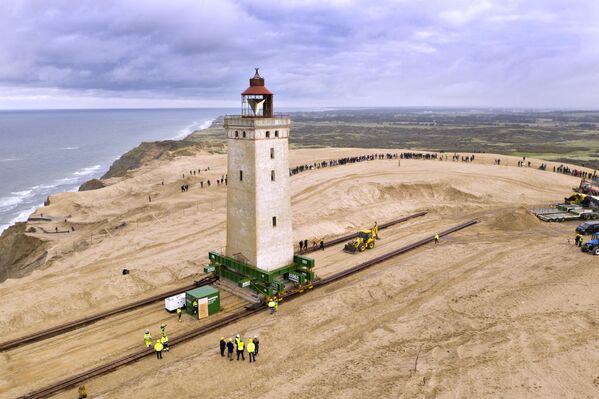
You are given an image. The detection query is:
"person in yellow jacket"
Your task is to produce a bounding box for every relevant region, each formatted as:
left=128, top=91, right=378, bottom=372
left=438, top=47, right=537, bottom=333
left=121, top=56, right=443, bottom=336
left=144, top=329, right=152, bottom=348
left=78, top=384, right=88, bottom=399
left=154, top=340, right=164, bottom=359
left=160, top=334, right=169, bottom=352
left=176, top=307, right=182, bottom=322
left=268, top=299, right=276, bottom=315
left=373, top=222, right=379, bottom=239
left=236, top=338, right=245, bottom=361
left=434, top=233, right=440, bottom=244
left=247, top=338, right=256, bottom=363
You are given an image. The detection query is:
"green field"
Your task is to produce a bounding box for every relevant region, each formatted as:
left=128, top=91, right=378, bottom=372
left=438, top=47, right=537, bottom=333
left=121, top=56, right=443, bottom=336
left=188, top=109, right=599, bottom=169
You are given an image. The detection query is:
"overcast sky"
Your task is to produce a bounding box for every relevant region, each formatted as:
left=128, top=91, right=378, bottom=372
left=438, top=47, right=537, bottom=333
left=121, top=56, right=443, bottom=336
left=0, top=0, right=598, bottom=109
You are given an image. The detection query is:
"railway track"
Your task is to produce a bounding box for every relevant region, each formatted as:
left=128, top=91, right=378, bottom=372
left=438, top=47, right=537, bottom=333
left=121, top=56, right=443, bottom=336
left=298, top=211, right=427, bottom=254
left=2, top=211, right=425, bottom=354
left=19, top=218, right=476, bottom=399
left=0, top=275, right=217, bottom=352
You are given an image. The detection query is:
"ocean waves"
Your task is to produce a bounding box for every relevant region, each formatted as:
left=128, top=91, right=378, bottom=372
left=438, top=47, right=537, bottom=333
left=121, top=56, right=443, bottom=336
left=73, top=164, right=102, bottom=176
left=0, top=163, right=106, bottom=234
left=0, top=109, right=225, bottom=235
left=170, top=119, right=213, bottom=140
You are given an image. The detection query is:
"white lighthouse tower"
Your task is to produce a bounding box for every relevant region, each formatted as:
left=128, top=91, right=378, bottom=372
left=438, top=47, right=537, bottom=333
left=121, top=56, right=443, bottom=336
left=224, top=69, right=294, bottom=272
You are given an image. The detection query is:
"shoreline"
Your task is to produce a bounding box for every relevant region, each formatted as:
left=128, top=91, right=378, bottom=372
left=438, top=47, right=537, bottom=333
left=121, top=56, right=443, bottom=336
left=0, top=116, right=218, bottom=235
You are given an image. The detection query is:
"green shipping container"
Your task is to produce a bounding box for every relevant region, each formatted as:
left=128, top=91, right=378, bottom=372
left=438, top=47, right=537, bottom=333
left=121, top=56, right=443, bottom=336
left=186, top=285, right=220, bottom=319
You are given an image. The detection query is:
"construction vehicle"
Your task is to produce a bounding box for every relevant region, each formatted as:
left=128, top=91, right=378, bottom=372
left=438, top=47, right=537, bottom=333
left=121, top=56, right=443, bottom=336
left=564, top=193, right=590, bottom=206
left=581, top=233, right=599, bottom=255
left=574, top=178, right=599, bottom=196
left=343, top=229, right=375, bottom=253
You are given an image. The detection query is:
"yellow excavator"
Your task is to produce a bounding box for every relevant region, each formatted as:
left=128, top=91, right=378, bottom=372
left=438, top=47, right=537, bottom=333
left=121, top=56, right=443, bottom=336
left=565, top=193, right=590, bottom=206
left=344, top=227, right=377, bottom=253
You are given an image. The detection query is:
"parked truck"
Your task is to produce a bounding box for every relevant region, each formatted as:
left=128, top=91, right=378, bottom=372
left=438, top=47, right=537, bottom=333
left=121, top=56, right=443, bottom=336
left=581, top=233, right=599, bottom=255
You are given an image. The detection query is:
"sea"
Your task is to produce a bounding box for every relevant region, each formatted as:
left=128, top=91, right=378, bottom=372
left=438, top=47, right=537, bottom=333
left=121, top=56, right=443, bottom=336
left=0, top=108, right=233, bottom=234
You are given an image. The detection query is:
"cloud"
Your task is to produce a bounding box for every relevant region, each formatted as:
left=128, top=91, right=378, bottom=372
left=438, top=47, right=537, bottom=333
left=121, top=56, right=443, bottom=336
left=0, top=0, right=598, bottom=108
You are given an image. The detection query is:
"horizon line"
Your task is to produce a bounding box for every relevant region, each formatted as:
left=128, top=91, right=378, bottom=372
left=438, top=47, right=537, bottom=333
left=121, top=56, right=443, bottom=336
left=1, top=106, right=599, bottom=112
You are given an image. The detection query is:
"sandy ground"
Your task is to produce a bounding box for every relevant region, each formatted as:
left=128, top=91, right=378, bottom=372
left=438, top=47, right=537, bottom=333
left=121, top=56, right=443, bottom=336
left=1, top=148, right=598, bottom=398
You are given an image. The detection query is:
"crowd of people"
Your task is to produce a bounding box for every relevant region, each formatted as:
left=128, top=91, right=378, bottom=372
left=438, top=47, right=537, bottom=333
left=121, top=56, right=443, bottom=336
left=220, top=334, right=260, bottom=363
left=298, top=238, right=325, bottom=253
left=144, top=323, right=170, bottom=360
left=554, top=164, right=597, bottom=180
left=143, top=310, right=266, bottom=364
left=401, top=152, right=438, bottom=160
left=451, top=154, right=475, bottom=162
left=289, top=152, right=397, bottom=176
left=166, top=151, right=597, bottom=200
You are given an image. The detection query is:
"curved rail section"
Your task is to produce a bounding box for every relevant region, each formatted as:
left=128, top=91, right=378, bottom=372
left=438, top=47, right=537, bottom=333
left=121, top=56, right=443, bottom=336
left=19, top=219, right=476, bottom=399
left=0, top=275, right=217, bottom=352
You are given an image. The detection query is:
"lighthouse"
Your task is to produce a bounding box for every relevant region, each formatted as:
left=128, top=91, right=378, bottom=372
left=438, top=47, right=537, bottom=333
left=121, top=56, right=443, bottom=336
left=224, top=68, right=293, bottom=271
left=206, top=69, right=314, bottom=297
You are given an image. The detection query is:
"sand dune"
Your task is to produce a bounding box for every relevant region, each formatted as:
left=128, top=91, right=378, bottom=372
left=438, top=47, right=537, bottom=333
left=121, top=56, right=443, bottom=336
left=0, top=147, right=597, bottom=398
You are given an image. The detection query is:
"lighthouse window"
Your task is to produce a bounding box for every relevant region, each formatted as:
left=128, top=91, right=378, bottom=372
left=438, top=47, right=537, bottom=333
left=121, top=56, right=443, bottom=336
left=272, top=216, right=277, bottom=227
left=270, top=148, right=275, bottom=159
left=271, top=170, right=275, bottom=181
left=242, top=131, right=246, bottom=138
left=235, top=130, right=239, bottom=138
left=266, top=131, right=270, bottom=138
left=275, top=130, right=279, bottom=137
left=239, top=170, right=243, bottom=181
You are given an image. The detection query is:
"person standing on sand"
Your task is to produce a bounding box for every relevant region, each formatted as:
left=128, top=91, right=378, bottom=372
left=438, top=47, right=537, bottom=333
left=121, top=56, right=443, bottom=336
left=576, top=234, right=584, bottom=247
left=160, top=333, right=169, bottom=352
left=299, top=240, right=303, bottom=252
left=154, top=340, right=164, bottom=359
left=220, top=337, right=226, bottom=357
left=176, top=307, right=182, bottom=322
left=237, top=338, right=245, bottom=361
left=227, top=338, right=234, bottom=360
left=247, top=338, right=256, bottom=363
left=434, top=233, right=440, bottom=244
left=320, top=240, right=325, bottom=250
left=144, top=329, right=152, bottom=348
left=303, top=239, right=308, bottom=250
left=253, top=335, right=260, bottom=356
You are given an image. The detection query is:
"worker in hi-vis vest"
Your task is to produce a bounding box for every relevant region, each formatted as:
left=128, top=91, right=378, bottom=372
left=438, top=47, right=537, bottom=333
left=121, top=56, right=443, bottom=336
left=247, top=338, right=256, bottom=363
left=237, top=338, right=245, bottom=361
left=154, top=340, right=164, bottom=359
left=144, top=329, right=152, bottom=348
